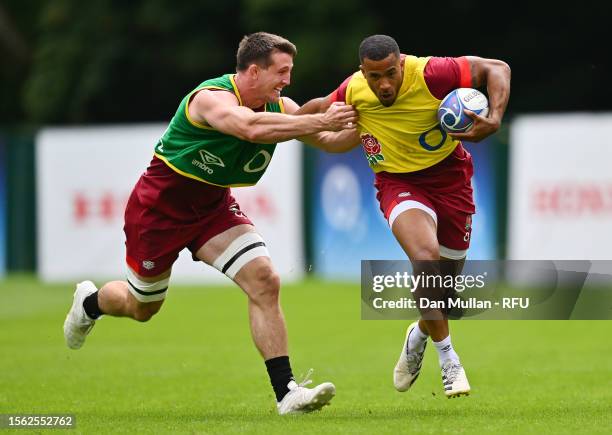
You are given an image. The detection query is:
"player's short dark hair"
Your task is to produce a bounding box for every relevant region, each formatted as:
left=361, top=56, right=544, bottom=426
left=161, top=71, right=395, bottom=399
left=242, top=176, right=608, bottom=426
left=359, top=35, right=400, bottom=63
left=236, top=32, right=297, bottom=71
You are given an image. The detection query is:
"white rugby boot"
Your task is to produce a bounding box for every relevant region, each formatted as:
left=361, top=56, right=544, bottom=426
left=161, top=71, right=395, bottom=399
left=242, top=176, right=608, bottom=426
left=441, top=359, right=471, bottom=398
left=63, top=281, right=98, bottom=349
left=277, top=370, right=336, bottom=415
left=393, top=322, right=427, bottom=391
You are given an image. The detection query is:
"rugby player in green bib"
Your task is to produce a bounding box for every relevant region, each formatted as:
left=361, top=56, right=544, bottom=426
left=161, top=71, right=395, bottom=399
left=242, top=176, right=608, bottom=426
left=63, top=32, right=357, bottom=415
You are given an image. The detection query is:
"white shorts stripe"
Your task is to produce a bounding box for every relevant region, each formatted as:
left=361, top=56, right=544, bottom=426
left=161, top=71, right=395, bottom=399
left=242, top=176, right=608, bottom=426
left=439, top=245, right=468, bottom=260
left=388, top=200, right=437, bottom=228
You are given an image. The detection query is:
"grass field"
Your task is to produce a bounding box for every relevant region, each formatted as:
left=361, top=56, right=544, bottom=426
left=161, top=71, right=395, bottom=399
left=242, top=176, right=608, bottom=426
left=1, top=275, right=611, bottom=434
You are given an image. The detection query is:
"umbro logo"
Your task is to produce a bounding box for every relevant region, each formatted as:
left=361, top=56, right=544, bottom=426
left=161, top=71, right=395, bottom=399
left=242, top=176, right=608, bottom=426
left=142, top=260, right=155, bottom=270
left=199, top=150, right=225, bottom=167
left=398, top=192, right=412, bottom=198
left=192, top=149, right=225, bottom=175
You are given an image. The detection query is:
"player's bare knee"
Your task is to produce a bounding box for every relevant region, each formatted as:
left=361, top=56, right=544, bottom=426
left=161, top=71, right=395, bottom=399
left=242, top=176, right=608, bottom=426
left=412, top=245, right=440, bottom=261
left=249, top=264, right=281, bottom=304
left=132, top=302, right=162, bottom=322
left=132, top=309, right=154, bottom=322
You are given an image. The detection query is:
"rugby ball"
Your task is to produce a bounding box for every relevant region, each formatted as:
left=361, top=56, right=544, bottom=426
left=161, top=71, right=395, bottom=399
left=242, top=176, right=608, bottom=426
left=437, top=88, right=489, bottom=133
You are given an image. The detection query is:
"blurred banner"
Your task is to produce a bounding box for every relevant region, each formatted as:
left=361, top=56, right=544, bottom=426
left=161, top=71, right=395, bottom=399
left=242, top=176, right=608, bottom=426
left=463, top=141, right=498, bottom=260
left=311, top=141, right=498, bottom=280
left=509, top=114, right=612, bottom=259
left=36, top=126, right=303, bottom=283
left=0, top=138, right=6, bottom=276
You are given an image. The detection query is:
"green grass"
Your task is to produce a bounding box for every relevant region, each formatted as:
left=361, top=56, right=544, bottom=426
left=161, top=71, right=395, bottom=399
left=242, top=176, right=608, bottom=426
left=1, top=275, right=611, bottom=434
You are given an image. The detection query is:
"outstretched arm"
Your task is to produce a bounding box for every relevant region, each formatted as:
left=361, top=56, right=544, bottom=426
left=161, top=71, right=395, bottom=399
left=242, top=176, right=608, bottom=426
left=295, top=95, right=333, bottom=115
left=450, top=56, right=511, bottom=142
left=188, top=90, right=357, bottom=144
left=307, top=129, right=362, bottom=153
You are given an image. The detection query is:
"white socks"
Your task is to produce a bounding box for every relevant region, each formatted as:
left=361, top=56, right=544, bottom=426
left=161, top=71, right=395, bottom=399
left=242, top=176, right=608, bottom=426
left=433, top=335, right=460, bottom=364
left=407, top=323, right=429, bottom=353
left=408, top=323, right=461, bottom=365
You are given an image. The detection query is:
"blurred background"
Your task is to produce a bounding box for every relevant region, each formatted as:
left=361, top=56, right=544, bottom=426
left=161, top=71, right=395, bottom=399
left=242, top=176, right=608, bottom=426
left=1, top=0, right=611, bottom=282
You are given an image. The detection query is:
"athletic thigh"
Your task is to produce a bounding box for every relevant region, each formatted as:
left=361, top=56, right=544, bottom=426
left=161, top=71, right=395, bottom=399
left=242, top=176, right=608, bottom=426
left=391, top=208, right=439, bottom=260
left=375, top=174, right=439, bottom=259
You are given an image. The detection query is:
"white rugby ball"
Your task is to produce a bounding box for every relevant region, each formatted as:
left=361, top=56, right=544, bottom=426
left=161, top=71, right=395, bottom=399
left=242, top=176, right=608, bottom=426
left=437, top=88, right=489, bottom=133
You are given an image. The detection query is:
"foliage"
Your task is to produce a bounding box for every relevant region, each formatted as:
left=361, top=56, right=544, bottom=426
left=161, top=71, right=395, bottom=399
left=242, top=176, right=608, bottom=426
left=1, top=0, right=611, bottom=125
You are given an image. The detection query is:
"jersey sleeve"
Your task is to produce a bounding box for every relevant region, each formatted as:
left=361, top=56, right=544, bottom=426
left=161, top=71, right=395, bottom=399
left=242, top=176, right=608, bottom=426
left=330, top=75, right=353, bottom=103
left=423, top=56, right=472, bottom=100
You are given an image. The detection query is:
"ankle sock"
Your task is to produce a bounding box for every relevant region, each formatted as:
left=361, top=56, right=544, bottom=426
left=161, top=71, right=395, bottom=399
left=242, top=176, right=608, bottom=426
left=433, top=335, right=460, bottom=364
left=265, top=356, right=294, bottom=401
left=83, top=291, right=103, bottom=319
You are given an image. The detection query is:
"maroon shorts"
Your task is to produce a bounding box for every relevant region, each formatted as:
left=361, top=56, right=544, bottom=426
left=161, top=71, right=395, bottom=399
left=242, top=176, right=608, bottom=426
left=123, top=157, right=252, bottom=277
left=374, top=144, right=475, bottom=256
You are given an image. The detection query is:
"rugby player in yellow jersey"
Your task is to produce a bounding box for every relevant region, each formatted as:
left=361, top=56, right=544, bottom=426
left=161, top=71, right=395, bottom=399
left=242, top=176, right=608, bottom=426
left=299, top=35, right=510, bottom=398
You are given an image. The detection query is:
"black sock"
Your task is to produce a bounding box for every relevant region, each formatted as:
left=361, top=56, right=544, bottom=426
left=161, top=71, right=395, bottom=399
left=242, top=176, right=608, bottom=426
left=83, top=291, right=103, bottom=319
left=265, top=356, right=294, bottom=402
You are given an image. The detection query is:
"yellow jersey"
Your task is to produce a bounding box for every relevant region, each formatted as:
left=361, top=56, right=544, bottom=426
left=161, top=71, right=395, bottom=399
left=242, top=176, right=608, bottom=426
left=337, top=55, right=470, bottom=173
